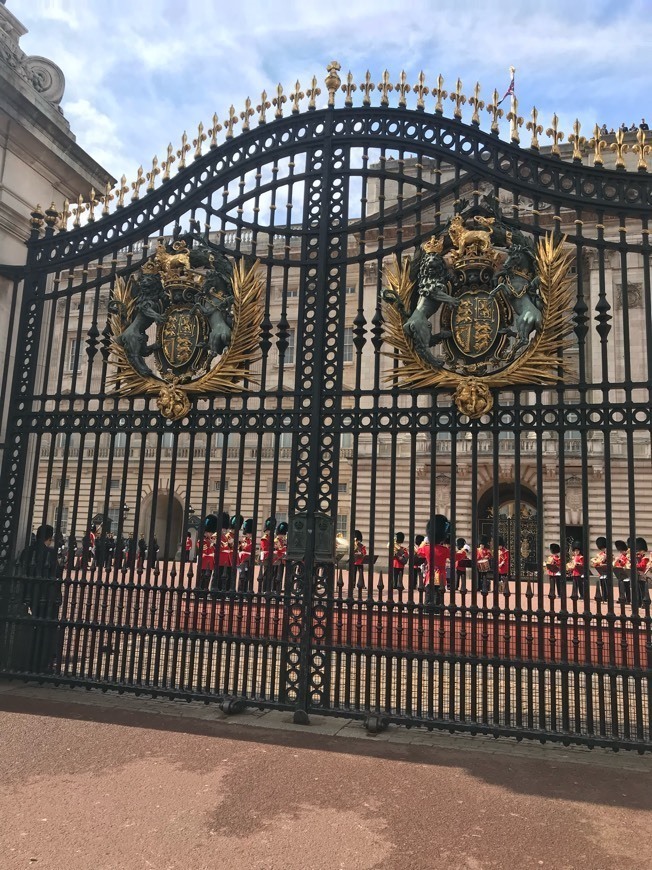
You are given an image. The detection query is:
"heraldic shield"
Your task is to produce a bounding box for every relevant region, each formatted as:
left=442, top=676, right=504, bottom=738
left=381, top=197, right=575, bottom=418
left=107, top=220, right=264, bottom=421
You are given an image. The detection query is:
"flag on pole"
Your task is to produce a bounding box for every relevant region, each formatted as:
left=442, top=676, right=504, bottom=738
left=497, top=66, right=516, bottom=106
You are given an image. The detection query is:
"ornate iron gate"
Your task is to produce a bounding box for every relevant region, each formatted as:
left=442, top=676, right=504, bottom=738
left=1, top=63, right=652, bottom=750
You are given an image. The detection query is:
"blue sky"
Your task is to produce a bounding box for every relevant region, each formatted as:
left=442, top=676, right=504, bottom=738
left=11, top=0, right=652, bottom=183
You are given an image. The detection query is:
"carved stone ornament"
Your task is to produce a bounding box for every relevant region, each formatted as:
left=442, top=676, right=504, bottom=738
left=381, top=197, right=575, bottom=418
left=108, top=225, right=264, bottom=420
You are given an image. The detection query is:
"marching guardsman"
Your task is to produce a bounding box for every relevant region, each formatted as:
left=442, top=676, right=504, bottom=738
left=569, top=543, right=585, bottom=597
left=200, top=514, right=218, bottom=592
left=497, top=536, right=510, bottom=594
left=420, top=514, right=450, bottom=607
left=273, top=521, right=288, bottom=594
left=635, top=537, right=649, bottom=606
left=259, top=517, right=275, bottom=593
left=212, top=512, right=231, bottom=593
left=392, top=532, right=409, bottom=590
left=614, top=540, right=630, bottom=603
left=590, top=536, right=610, bottom=601
left=454, top=537, right=468, bottom=592
left=228, top=514, right=244, bottom=591
left=413, top=534, right=426, bottom=590
left=237, top=518, right=254, bottom=592
left=476, top=536, right=492, bottom=595
left=352, top=530, right=367, bottom=589
left=545, top=543, right=563, bottom=596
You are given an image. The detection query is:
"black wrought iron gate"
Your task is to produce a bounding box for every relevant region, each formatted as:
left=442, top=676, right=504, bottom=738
left=1, top=64, right=652, bottom=750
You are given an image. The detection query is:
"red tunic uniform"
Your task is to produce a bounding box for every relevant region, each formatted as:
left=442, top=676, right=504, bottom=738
left=498, top=546, right=510, bottom=576
left=546, top=553, right=561, bottom=575
left=392, top=545, right=408, bottom=570
left=571, top=553, right=584, bottom=577
left=259, top=531, right=273, bottom=564
left=274, top=534, right=287, bottom=564
left=219, top=531, right=233, bottom=568
left=238, top=534, right=253, bottom=567
left=201, top=535, right=215, bottom=572
left=417, top=541, right=450, bottom=587
left=353, top=541, right=367, bottom=566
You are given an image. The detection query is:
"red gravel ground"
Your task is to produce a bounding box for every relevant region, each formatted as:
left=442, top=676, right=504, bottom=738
left=0, top=689, right=651, bottom=870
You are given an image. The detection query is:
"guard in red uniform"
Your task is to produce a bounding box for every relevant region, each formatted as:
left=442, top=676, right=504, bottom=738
left=454, top=537, right=468, bottom=592
left=273, top=521, right=288, bottom=594
left=199, top=513, right=218, bottom=593
left=546, top=543, right=563, bottom=597
left=476, top=537, right=492, bottom=595
left=497, top=536, right=510, bottom=594
left=259, top=518, right=275, bottom=593
left=413, top=534, right=426, bottom=590
left=237, top=518, right=254, bottom=592
left=635, top=537, right=649, bottom=606
left=352, top=530, right=367, bottom=590
left=614, top=539, right=630, bottom=603
left=570, top=544, right=585, bottom=597
left=211, top=512, right=231, bottom=594
left=392, top=532, right=408, bottom=590
left=421, top=515, right=450, bottom=607
left=590, top=536, right=610, bottom=601
left=227, top=514, right=244, bottom=592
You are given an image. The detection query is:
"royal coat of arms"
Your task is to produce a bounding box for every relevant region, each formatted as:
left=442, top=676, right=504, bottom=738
left=108, top=221, right=264, bottom=420
left=381, top=199, right=575, bottom=417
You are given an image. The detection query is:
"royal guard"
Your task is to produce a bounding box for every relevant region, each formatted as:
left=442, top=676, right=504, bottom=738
left=590, top=536, right=610, bottom=601
left=454, top=537, right=468, bottom=592
left=497, top=536, right=510, bottom=594
left=228, top=514, right=244, bottom=591
left=634, top=537, right=649, bottom=606
left=420, top=515, right=450, bottom=606
left=413, top=534, right=426, bottom=590
left=185, top=530, right=192, bottom=561
left=237, top=518, right=254, bottom=592
left=259, top=517, right=275, bottom=592
left=476, top=536, right=492, bottom=595
left=352, top=530, right=367, bottom=589
left=200, top=513, right=218, bottom=593
left=392, top=532, right=409, bottom=590
left=273, top=521, right=288, bottom=594
left=545, top=543, right=563, bottom=597
left=212, top=512, right=231, bottom=593
left=614, top=540, right=630, bottom=603
left=569, top=543, right=585, bottom=597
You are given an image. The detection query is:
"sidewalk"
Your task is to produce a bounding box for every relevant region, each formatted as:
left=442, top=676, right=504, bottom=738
left=0, top=680, right=651, bottom=869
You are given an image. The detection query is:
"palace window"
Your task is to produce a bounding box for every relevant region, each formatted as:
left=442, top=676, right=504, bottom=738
left=337, top=514, right=348, bottom=535
left=343, top=327, right=354, bottom=362
left=66, top=337, right=80, bottom=372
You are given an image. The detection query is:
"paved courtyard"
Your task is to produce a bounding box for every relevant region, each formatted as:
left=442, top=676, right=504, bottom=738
left=0, top=681, right=651, bottom=869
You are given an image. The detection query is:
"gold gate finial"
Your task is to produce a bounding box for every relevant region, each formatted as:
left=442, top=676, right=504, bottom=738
left=469, top=82, right=484, bottom=125
left=162, top=143, right=176, bottom=180
left=325, top=61, right=341, bottom=106
left=359, top=70, right=375, bottom=105
left=449, top=78, right=466, bottom=119
left=193, top=121, right=207, bottom=157
left=131, top=166, right=145, bottom=201
left=87, top=187, right=98, bottom=221
left=101, top=182, right=114, bottom=216
left=506, top=96, right=523, bottom=143
left=273, top=84, right=287, bottom=118
left=290, top=80, right=304, bottom=113
left=633, top=128, right=651, bottom=171
left=306, top=76, right=321, bottom=110
left=568, top=119, right=586, bottom=162
left=433, top=74, right=447, bottom=114
left=395, top=70, right=410, bottom=107
left=225, top=105, right=239, bottom=138
left=413, top=71, right=429, bottom=110
left=116, top=175, right=129, bottom=208
left=209, top=114, right=222, bottom=147
left=177, top=132, right=191, bottom=168
left=341, top=72, right=356, bottom=107
left=147, top=156, right=160, bottom=192
left=256, top=92, right=271, bottom=124
left=589, top=124, right=607, bottom=165
left=486, top=89, right=504, bottom=134
left=58, top=198, right=71, bottom=230
left=240, top=98, right=254, bottom=131
left=378, top=69, right=393, bottom=105
left=72, top=193, right=86, bottom=227
left=526, top=106, right=543, bottom=150
left=546, top=114, right=564, bottom=156
left=611, top=128, right=629, bottom=168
